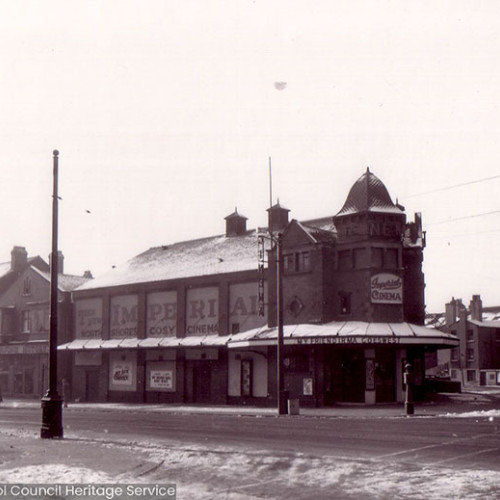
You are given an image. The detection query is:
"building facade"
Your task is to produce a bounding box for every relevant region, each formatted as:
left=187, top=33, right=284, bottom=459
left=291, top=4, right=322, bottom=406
left=0, top=247, right=91, bottom=398
left=63, top=169, right=457, bottom=406
left=446, top=295, right=500, bottom=387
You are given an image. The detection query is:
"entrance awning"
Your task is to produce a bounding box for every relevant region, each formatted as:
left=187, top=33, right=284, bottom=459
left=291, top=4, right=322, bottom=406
left=227, top=321, right=459, bottom=349
left=58, top=334, right=231, bottom=351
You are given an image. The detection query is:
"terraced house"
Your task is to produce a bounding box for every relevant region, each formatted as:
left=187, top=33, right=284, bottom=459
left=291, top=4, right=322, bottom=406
left=62, top=169, right=457, bottom=407
left=0, top=247, right=91, bottom=398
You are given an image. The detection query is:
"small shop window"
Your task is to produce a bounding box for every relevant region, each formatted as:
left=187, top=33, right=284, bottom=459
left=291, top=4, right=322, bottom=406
left=284, top=354, right=309, bottom=372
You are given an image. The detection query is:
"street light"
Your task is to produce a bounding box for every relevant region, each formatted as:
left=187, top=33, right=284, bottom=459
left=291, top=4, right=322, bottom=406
left=276, top=232, right=287, bottom=415
left=258, top=157, right=287, bottom=415
left=40, top=150, right=63, bottom=439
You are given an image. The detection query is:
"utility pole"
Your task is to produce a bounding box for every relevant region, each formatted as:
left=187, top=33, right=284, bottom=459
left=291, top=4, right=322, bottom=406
left=276, top=232, right=287, bottom=415
left=268, top=157, right=287, bottom=415
left=41, top=150, right=63, bottom=439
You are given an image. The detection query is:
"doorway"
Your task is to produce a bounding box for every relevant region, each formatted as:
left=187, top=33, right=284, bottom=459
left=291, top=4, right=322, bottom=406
left=85, top=370, right=100, bottom=401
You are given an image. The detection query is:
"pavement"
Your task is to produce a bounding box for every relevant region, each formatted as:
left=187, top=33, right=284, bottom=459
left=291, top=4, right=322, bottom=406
left=1, top=387, right=500, bottom=418
left=0, top=389, right=499, bottom=491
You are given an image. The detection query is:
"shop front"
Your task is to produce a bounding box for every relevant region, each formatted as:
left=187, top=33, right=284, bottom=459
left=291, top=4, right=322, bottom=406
left=228, top=321, right=458, bottom=406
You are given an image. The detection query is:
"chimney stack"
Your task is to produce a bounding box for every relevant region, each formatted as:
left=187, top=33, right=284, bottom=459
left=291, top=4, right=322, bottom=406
left=445, top=297, right=458, bottom=327
left=469, top=294, right=483, bottom=321
left=11, top=246, right=28, bottom=273
left=49, top=251, right=64, bottom=274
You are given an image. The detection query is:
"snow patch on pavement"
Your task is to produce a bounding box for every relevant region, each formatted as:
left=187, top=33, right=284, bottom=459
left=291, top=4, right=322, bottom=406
left=442, top=409, right=500, bottom=419
left=0, top=465, right=115, bottom=483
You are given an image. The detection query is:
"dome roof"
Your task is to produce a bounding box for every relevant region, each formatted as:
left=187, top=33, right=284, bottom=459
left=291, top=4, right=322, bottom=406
left=336, top=168, right=404, bottom=217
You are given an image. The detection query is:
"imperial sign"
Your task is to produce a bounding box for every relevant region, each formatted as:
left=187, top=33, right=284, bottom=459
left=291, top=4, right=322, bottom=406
left=370, top=273, right=403, bottom=304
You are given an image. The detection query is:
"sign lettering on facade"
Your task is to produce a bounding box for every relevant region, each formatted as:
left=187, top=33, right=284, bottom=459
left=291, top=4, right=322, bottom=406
left=150, top=370, right=173, bottom=389
left=296, top=336, right=400, bottom=345
left=111, top=361, right=133, bottom=386
left=75, top=298, right=103, bottom=339
left=229, top=283, right=267, bottom=333
left=110, top=295, right=138, bottom=338
left=370, top=273, right=403, bottom=304
left=146, top=291, right=177, bottom=337
left=185, top=287, right=219, bottom=336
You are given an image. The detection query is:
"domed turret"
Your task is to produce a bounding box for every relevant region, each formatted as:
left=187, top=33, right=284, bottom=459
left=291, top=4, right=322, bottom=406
left=336, top=167, right=404, bottom=217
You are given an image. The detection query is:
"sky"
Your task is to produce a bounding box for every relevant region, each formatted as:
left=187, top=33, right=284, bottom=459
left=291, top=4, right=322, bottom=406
left=0, top=0, right=499, bottom=312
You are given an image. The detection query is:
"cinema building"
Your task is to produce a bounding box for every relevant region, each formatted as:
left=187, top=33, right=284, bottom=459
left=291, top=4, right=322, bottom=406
left=63, top=169, right=457, bottom=406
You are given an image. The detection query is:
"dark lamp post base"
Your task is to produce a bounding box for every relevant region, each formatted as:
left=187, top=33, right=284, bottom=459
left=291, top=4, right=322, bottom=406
left=40, top=395, right=64, bottom=439
left=278, top=390, right=288, bottom=416
left=405, top=401, right=415, bottom=416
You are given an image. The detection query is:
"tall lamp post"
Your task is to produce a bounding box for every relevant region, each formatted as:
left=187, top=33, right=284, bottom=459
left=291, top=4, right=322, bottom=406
left=276, top=232, right=287, bottom=415
left=40, top=150, right=63, bottom=439
left=260, top=157, right=287, bottom=415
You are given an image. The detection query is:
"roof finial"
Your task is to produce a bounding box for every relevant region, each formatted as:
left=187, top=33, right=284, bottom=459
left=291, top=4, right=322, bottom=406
left=366, top=166, right=370, bottom=173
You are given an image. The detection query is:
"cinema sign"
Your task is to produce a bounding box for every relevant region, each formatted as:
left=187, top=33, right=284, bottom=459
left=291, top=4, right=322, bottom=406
left=370, top=273, right=403, bottom=304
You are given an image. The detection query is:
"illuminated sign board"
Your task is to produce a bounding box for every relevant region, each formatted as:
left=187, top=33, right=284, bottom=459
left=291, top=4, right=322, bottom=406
left=370, top=273, right=403, bottom=304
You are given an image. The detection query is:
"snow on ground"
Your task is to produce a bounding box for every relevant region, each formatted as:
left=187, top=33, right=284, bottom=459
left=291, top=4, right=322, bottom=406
left=0, top=465, right=114, bottom=483
left=443, top=409, right=500, bottom=419
left=0, top=425, right=499, bottom=499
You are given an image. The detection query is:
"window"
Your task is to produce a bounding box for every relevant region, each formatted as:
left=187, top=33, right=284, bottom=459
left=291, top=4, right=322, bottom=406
left=283, top=251, right=311, bottom=273
left=297, top=251, right=310, bottom=272
left=283, top=254, right=294, bottom=272
left=353, top=248, right=367, bottom=268
left=22, top=277, right=32, bottom=296
left=467, top=329, right=474, bottom=342
left=451, top=348, right=459, bottom=361
left=339, top=292, right=351, bottom=315
left=21, top=311, right=31, bottom=333
left=467, top=370, right=476, bottom=382
left=467, top=348, right=474, bottom=361
left=385, top=248, right=399, bottom=269
left=338, top=250, right=352, bottom=270
left=371, top=248, right=383, bottom=268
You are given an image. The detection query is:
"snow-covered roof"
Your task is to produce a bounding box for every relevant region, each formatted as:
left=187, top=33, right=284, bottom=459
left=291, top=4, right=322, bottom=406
left=0, top=261, right=11, bottom=279
left=76, top=231, right=262, bottom=291
left=32, top=267, right=92, bottom=292
left=76, top=215, right=341, bottom=292
left=468, top=318, right=500, bottom=328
